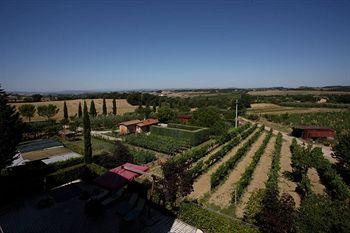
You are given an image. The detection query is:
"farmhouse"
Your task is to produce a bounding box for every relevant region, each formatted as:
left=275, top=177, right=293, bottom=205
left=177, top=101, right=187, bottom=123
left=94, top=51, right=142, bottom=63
left=119, top=118, right=159, bottom=135
left=136, top=118, right=159, bottom=133
left=291, top=125, right=335, bottom=140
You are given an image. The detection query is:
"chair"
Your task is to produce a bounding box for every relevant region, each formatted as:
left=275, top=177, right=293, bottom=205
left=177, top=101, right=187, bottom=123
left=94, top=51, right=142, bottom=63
left=115, top=193, right=138, bottom=216
left=123, top=198, right=146, bottom=221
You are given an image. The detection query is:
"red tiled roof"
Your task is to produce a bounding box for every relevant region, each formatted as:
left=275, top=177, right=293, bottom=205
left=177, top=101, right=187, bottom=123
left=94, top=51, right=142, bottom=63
left=293, top=125, right=334, bottom=131
left=137, top=118, right=159, bottom=127
left=119, top=119, right=142, bottom=126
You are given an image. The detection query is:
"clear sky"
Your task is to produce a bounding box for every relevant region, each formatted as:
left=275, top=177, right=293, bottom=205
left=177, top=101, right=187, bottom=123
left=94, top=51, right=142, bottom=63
left=0, top=0, right=349, bottom=92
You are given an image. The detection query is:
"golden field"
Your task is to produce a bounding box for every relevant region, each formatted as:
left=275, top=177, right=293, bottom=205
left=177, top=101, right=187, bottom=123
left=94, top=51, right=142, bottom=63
left=12, top=99, right=138, bottom=122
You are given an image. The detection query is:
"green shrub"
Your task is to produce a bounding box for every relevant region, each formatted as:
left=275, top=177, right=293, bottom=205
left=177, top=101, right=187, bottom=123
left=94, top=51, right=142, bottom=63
left=130, top=149, right=157, bottom=165
left=46, top=163, right=85, bottom=188
left=178, top=202, right=259, bottom=233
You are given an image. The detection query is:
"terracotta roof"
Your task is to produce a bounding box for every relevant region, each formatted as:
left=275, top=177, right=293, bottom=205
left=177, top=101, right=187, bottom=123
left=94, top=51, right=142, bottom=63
left=179, top=115, right=192, bottom=119
left=137, top=118, right=159, bottom=127
left=119, top=119, right=142, bottom=126
left=293, top=125, right=334, bottom=131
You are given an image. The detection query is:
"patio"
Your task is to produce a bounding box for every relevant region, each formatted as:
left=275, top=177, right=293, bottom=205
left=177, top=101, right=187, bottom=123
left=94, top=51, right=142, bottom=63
left=0, top=182, right=200, bottom=233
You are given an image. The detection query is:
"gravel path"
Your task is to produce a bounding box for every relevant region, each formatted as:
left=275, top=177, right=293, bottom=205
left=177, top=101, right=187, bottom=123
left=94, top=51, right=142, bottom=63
left=278, top=140, right=301, bottom=207
left=235, top=136, right=276, bottom=218
left=189, top=130, right=257, bottom=200
left=208, top=132, right=267, bottom=208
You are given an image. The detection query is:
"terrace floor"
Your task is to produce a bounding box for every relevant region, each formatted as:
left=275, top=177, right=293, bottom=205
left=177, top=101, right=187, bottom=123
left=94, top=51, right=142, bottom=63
left=0, top=183, right=200, bottom=233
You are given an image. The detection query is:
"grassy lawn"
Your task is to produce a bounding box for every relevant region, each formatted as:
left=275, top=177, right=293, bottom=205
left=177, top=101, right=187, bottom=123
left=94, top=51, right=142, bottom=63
left=61, top=136, right=115, bottom=156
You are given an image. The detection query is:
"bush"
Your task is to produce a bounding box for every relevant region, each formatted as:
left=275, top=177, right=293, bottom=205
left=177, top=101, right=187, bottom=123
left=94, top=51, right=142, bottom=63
left=178, top=202, right=259, bottom=233
left=130, top=149, right=157, bottom=165
left=46, top=163, right=85, bottom=188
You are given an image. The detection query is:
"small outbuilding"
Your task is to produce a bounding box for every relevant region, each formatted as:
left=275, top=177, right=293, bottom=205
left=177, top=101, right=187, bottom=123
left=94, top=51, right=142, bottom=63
left=291, top=125, right=335, bottom=140
left=136, top=118, right=159, bottom=133
left=178, top=115, right=192, bottom=124
left=119, top=120, right=142, bottom=135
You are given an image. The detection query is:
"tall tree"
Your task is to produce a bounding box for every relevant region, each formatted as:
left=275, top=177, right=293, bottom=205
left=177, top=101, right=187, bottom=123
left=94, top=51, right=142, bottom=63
left=89, top=100, right=97, bottom=117
left=112, top=98, right=117, bottom=115
left=102, top=98, right=107, bottom=115
left=37, top=104, right=59, bottom=120
left=78, top=102, right=82, bottom=118
left=0, top=86, right=23, bottom=169
left=83, top=101, right=92, bottom=163
left=18, top=104, right=36, bottom=122
left=63, top=101, right=68, bottom=123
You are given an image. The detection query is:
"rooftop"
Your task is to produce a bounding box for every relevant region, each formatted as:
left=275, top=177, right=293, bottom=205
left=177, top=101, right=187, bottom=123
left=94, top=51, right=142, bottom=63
left=119, top=119, right=142, bottom=126
left=293, top=125, right=334, bottom=131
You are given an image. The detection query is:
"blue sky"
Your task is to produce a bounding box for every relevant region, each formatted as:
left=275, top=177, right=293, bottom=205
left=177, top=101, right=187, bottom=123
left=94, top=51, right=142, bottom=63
left=0, top=0, right=349, bottom=92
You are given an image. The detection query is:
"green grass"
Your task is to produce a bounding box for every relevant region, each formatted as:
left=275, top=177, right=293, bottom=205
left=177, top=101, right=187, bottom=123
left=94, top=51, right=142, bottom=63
left=61, top=136, right=115, bottom=156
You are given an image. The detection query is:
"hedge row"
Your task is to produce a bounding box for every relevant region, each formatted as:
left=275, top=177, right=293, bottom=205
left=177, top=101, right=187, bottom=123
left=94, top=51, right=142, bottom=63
left=125, top=133, right=189, bottom=155
left=210, top=126, right=264, bottom=189
left=290, top=139, right=312, bottom=197
left=310, top=147, right=350, bottom=200
left=46, top=163, right=107, bottom=189
left=232, top=129, right=273, bottom=202
left=265, top=132, right=283, bottom=191
left=178, top=202, right=259, bottom=233
left=151, top=123, right=210, bottom=146
left=46, top=163, right=86, bottom=189
left=190, top=125, right=258, bottom=180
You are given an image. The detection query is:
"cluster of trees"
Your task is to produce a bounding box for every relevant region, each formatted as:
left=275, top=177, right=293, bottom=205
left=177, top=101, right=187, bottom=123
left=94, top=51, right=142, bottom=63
left=18, top=104, right=59, bottom=122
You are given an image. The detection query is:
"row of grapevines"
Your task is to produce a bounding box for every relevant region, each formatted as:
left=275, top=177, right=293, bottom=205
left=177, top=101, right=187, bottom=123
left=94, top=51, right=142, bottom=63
left=216, top=123, right=251, bottom=145
left=290, top=139, right=313, bottom=198
left=231, top=129, right=273, bottom=202
left=210, top=126, right=264, bottom=189
left=310, top=147, right=350, bottom=200
left=265, top=132, right=283, bottom=191
left=189, top=125, right=258, bottom=180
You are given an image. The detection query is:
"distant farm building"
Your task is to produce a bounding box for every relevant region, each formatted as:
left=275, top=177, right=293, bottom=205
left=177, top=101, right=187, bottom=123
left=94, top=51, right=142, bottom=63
left=119, top=119, right=158, bottom=135
left=291, top=126, right=335, bottom=140
left=178, top=115, right=192, bottom=124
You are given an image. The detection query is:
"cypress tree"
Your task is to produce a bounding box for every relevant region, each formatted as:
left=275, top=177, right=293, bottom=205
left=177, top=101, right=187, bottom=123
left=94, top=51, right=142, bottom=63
left=89, top=100, right=97, bottom=117
left=112, top=98, right=117, bottom=115
left=78, top=102, right=82, bottom=118
left=83, top=101, right=92, bottom=164
left=63, top=101, right=68, bottom=121
left=0, top=86, right=23, bottom=169
left=102, top=98, right=107, bottom=115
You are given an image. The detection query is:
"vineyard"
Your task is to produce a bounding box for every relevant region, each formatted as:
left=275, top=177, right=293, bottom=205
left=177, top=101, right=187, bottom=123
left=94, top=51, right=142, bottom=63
left=166, top=122, right=350, bottom=222
left=263, top=111, right=350, bottom=134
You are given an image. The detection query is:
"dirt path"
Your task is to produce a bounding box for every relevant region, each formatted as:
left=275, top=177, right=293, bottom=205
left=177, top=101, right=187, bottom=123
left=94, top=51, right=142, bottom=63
left=234, top=136, right=275, bottom=218
left=307, top=167, right=326, bottom=195
left=208, top=132, right=267, bottom=208
left=278, top=140, right=301, bottom=207
left=189, top=130, right=257, bottom=200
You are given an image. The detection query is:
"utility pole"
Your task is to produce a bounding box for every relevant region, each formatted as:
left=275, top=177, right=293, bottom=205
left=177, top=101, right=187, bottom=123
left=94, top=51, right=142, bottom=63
left=235, top=99, right=238, bottom=128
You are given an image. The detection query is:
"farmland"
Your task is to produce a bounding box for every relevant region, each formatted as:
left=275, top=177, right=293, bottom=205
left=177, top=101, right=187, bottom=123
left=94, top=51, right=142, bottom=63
left=12, top=99, right=137, bottom=122
left=263, top=111, right=350, bottom=135
left=247, top=89, right=350, bottom=96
